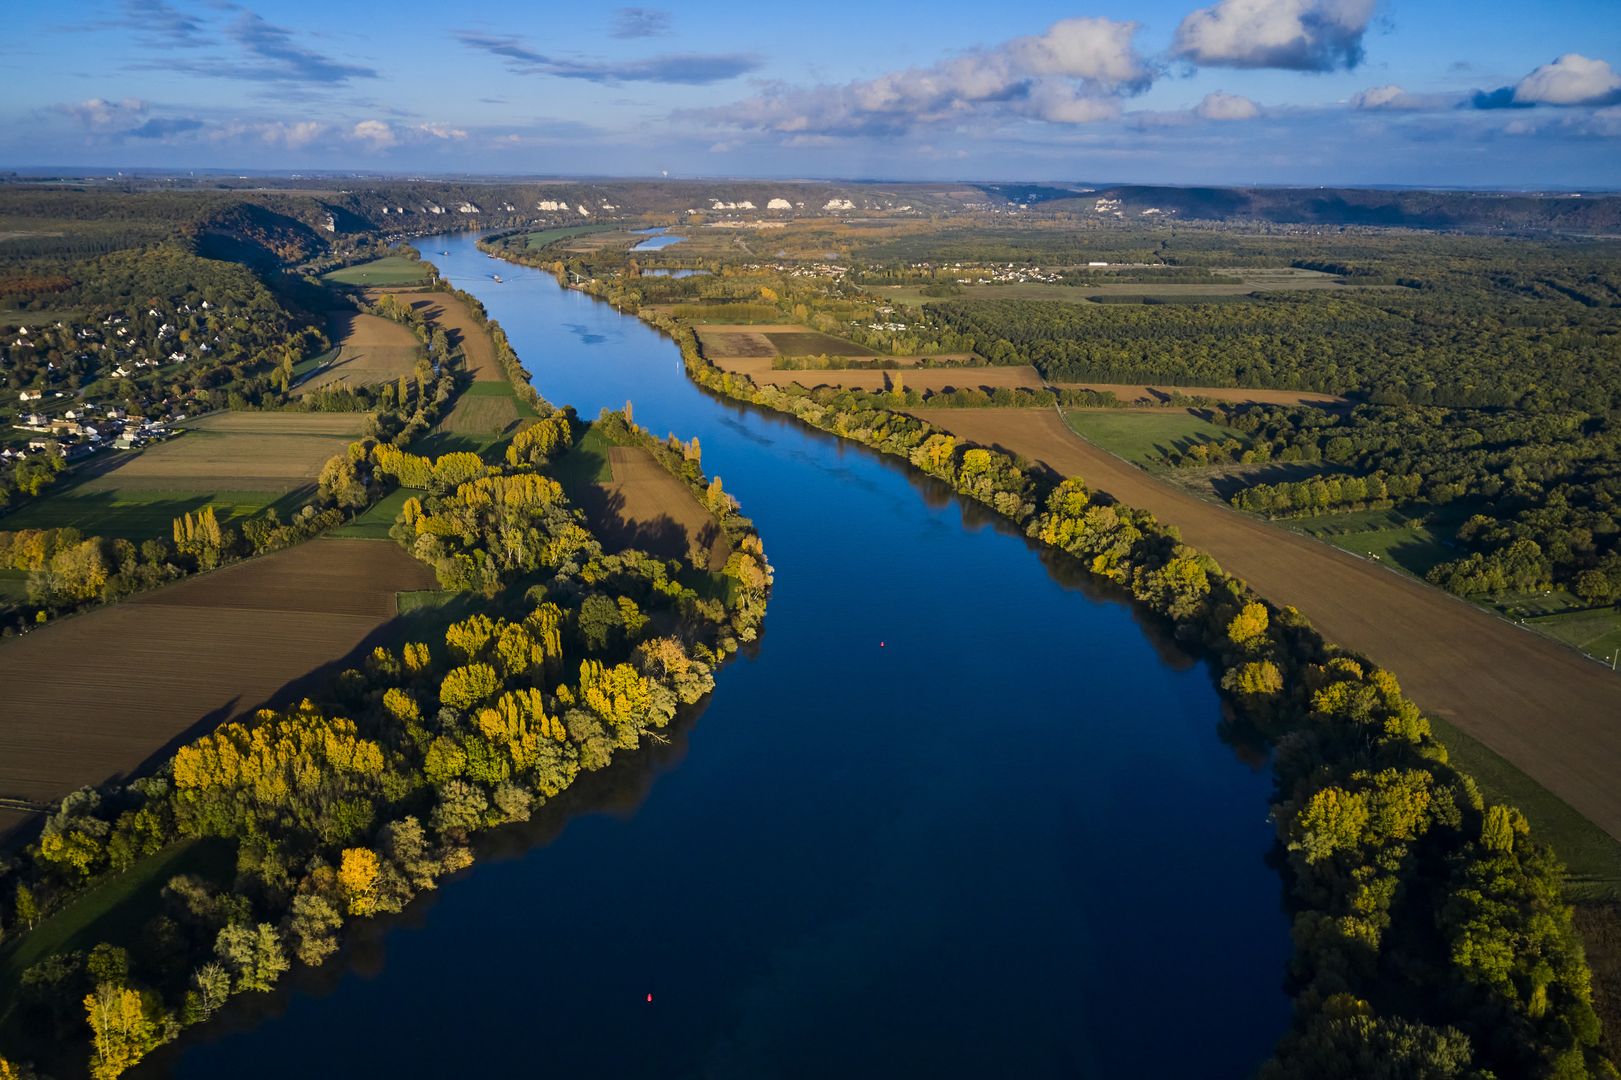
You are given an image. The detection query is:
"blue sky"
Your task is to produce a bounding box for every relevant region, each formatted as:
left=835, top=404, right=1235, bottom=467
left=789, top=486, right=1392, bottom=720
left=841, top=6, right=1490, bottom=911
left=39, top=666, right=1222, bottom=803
left=3, top=0, right=1620, bottom=185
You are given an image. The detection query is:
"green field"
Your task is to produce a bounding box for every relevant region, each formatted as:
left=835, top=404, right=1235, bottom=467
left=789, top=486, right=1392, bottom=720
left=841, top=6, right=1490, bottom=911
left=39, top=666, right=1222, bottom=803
left=1063, top=408, right=1245, bottom=470
left=331, top=486, right=421, bottom=539
left=322, top=256, right=431, bottom=287
left=0, top=568, right=29, bottom=601
left=522, top=223, right=617, bottom=250
left=0, top=487, right=304, bottom=540
left=549, top=423, right=616, bottom=499
left=1522, top=607, right=1621, bottom=663
left=292, top=344, right=340, bottom=381
left=1286, top=504, right=1468, bottom=580
left=1430, top=715, right=1621, bottom=901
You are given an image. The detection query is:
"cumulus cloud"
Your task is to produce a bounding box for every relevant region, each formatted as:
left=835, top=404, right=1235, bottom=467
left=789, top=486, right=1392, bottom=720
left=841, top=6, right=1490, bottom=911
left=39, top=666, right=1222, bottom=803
left=692, top=17, right=1148, bottom=138
left=1512, top=54, right=1621, bottom=106
left=59, top=98, right=150, bottom=130
left=457, top=31, right=758, bottom=85
left=1473, top=54, right=1621, bottom=110
left=350, top=119, right=396, bottom=148
left=1195, top=90, right=1260, bottom=120
left=610, top=7, right=671, bottom=39
left=1352, top=84, right=1419, bottom=109
left=1173, top=0, right=1376, bottom=71
left=415, top=123, right=467, bottom=140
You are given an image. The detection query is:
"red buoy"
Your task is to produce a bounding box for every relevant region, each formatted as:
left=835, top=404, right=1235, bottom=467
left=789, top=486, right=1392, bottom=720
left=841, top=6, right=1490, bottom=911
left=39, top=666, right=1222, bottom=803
left=646, top=993, right=653, bottom=1003
left=880, top=641, right=886, bottom=648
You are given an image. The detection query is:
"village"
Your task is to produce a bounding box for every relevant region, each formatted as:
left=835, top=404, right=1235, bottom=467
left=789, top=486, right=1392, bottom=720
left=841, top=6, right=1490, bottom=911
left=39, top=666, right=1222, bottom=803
left=0, top=299, right=225, bottom=468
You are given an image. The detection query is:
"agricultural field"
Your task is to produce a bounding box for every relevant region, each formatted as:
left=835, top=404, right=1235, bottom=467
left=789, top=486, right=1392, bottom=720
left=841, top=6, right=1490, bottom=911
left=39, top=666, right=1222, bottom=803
left=753, top=364, right=1044, bottom=393
left=0, top=488, right=301, bottom=541
left=331, top=486, right=422, bottom=539
left=0, top=538, right=436, bottom=827
left=875, top=267, right=1368, bottom=308
left=0, top=412, right=363, bottom=539
left=321, top=255, right=431, bottom=287
left=81, top=412, right=365, bottom=491
left=553, top=428, right=728, bottom=570
left=907, top=405, right=1621, bottom=841
left=695, top=323, right=871, bottom=360
left=1062, top=407, right=1247, bottom=471
left=1283, top=504, right=1470, bottom=581
left=522, top=223, right=618, bottom=250
left=297, top=310, right=422, bottom=392
left=1049, top=381, right=1345, bottom=407
left=385, top=292, right=500, bottom=380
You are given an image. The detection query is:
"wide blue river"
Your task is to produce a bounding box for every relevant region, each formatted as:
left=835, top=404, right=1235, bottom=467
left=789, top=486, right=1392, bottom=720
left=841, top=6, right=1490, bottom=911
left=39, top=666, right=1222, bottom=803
left=158, top=231, right=1290, bottom=1078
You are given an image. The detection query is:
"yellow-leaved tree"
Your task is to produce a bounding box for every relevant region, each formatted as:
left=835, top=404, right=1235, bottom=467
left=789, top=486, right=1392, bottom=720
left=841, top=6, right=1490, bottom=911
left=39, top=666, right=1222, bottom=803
left=84, top=984, right=170, bottom=1080
left=338, top=848, right=380, bottom=917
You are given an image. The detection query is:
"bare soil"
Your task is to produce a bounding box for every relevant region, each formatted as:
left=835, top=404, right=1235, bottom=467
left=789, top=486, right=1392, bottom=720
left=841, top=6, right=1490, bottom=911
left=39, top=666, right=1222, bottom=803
left=300, top=311, right=421, bottom=392
left=0, top=539, right=434, bottom=828
left=574, top=447, right=729, bottom=571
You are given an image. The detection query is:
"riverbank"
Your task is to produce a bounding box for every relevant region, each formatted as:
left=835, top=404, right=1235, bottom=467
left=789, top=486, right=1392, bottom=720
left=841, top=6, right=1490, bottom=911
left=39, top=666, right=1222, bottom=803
left=489, top=237, right=1613, bottom=1076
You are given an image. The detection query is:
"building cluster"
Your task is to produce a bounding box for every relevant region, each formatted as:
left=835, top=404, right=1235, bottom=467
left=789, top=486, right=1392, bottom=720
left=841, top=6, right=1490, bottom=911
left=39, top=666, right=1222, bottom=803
left=11, top=400, right=173, bottom=460
left=2, top=298, right=225, bottom=462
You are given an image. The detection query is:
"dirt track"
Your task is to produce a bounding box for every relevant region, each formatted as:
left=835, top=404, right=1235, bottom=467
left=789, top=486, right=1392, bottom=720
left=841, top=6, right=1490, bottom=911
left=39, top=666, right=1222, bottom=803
left=911, top=407, right=1621, bottom=842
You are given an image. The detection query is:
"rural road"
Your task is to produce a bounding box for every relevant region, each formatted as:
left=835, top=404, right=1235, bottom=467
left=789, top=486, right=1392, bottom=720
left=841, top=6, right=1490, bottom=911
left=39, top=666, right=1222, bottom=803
left=912, top=407, right=1621, bottom=843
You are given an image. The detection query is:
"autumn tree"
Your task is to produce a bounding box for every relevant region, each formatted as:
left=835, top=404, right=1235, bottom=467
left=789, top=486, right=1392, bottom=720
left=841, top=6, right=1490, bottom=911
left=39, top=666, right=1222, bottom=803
left=84, top=983, right=172, bottom=1080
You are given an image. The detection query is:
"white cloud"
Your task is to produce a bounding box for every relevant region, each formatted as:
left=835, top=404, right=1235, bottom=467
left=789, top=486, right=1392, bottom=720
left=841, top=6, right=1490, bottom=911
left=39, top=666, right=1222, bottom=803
left=1195, top=91, right=1261, bottom=120
left=1512, top=54, right=1621, bottom=106
left=1173, top=0, right=1376, bottom=71
left=415, top=123, right=468, bottom=140
left=694, top=16, right=1148, bottom=137
left=60, top=98, right=149, bottom=130
left=350, top=119, right=396, bottom=148
left=1351, top=84, right=1408, bottom=109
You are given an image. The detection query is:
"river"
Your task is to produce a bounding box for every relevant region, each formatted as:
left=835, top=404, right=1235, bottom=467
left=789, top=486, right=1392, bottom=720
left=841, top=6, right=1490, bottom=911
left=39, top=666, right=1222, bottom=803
left=158, top=230, right=1291, bottom=1078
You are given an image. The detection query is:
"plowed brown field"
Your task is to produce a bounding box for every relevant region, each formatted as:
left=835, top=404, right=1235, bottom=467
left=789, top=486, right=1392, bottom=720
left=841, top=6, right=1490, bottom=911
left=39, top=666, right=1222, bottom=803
left=300, top=311, right=421, bottom=392
left=910, top=406, right=1621, bottom=841
left=0, top=539, right=434, bottom=829
left=574, top=447, right=729, bottom=570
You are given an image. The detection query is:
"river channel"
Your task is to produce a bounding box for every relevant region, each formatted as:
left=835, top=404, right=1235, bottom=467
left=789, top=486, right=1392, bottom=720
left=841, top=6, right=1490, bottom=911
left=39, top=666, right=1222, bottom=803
left=160, top=230, right=1291, bottom=1078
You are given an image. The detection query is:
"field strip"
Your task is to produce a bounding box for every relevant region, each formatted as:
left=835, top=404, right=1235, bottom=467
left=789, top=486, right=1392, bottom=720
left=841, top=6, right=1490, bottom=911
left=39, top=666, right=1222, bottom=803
left=910, top=406, right=1621, bottom=842
left=0, top=539, right=434, bottom=817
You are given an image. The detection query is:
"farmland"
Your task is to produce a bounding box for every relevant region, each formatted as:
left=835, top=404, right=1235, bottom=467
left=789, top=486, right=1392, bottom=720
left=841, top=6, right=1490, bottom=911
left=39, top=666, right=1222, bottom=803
left=746, top=363, right=1043, bottom=393
left=521, top=223, right=618, bottom=250
left=321, top=255, right=431, bottom=287
left=1048, top=381, right=1345, bottom=406
left=297, top=310, right=422, bottom=392
left=695, top=323, right=892, bottom=361
left=78, top=412, right=365, bottom=491
left=875, top=268, right=1369, bottom=309
left=0, top=412, right=365, bottom=538
left=553, top=428, right=728, bottom=569
left=1062, top=407, right=1247, bottom=470
left=391, top=291, right=500, bottom=380
left=394, top=290, right=534, bottom=456
left=0, top=538, right=435, bottom=830
left=907, top=405, right=1621, bottom=845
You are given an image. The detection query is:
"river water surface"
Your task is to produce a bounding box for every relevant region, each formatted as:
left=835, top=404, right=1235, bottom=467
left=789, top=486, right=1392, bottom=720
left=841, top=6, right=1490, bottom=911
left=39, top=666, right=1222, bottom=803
left=161, top=231, right=1291, bottom=1078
